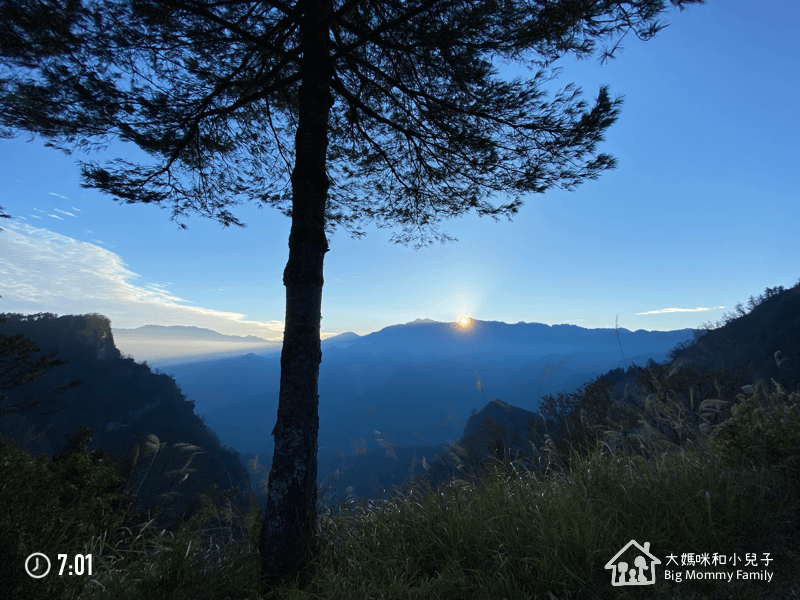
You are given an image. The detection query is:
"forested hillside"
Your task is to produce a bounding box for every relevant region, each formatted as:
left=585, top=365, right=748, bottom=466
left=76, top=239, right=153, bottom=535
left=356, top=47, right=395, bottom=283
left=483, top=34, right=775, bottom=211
left=0, top=312, right=254, bottom=528
left=414, top=282, right=799, bottom=490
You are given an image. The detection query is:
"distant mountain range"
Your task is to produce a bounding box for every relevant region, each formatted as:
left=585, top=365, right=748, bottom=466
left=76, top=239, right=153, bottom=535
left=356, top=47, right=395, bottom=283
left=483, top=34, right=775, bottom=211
left=4, top=282, right=796, bottom=509
left=112, top=324, right=282, bottom=365
left=114, top=324, right=273, bottom=343
left=318, top=317, right=694, bottom=360
left=157, top=318, right=696, bottom=460
left=113, top=317, right=698, bottom=367
left=111, top=324, right=363, bottom=365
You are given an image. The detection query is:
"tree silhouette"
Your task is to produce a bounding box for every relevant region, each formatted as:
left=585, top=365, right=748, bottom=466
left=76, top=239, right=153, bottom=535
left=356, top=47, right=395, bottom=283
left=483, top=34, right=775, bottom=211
left=0, top=0, right=702, bottom=585
left=0, top=204, right=10, bottom=231
left=0, top=315, right=71, bottom=416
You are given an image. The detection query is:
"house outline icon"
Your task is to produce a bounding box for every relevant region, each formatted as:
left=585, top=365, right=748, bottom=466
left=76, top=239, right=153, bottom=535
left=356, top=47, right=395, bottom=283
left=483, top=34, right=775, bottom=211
left=605, top=540, right=661, bottom=586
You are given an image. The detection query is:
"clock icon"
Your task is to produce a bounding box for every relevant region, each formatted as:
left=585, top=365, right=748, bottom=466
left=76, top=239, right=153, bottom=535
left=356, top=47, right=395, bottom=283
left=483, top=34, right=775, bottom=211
left=25, top=553, right=51, bottom=578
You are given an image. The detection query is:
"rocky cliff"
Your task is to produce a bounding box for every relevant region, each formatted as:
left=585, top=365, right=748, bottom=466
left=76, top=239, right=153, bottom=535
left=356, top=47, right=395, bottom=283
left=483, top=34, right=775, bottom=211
left=0, top=312, right=254, bottom=529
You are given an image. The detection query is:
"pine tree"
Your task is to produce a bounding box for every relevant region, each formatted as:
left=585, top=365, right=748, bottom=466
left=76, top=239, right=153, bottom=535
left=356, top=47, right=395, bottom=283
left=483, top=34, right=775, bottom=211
left=0, top=0, right=703, bottom=586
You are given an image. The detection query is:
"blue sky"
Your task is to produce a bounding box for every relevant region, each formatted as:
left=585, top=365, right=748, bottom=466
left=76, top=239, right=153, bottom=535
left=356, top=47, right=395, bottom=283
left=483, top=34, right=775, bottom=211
left=0, top=0, right=797, bottom=362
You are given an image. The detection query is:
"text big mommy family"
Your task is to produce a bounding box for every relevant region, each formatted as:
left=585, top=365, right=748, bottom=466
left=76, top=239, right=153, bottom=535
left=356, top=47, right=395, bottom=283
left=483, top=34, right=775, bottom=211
left=664, top=569, right=773, bottom=583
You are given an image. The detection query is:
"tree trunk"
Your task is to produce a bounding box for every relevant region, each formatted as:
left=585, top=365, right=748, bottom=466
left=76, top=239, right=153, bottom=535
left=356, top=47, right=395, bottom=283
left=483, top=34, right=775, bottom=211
left=260, top=0, right=333, bottom=588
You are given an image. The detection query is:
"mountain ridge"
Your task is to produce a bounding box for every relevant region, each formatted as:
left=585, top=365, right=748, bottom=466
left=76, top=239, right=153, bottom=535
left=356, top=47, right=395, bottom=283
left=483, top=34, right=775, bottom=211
left=323, top=318, right=695, bottom=362
left=113, top=324, right=273, bottom=343
left=114, top=318, right=692, bottom=363
left=159, top=318, right=696, bottom=461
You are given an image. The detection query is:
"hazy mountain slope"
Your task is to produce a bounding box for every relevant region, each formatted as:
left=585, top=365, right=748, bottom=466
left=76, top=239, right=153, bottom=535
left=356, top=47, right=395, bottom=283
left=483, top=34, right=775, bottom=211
left=115, top=324, right=271, bottom=342
left=201, top=392, right=278, bottom=454
left=167, top=352, right=281, bottom=410
left=111, top=325, right=282, bottom=366
left=172, top=319, right=695, bottom=456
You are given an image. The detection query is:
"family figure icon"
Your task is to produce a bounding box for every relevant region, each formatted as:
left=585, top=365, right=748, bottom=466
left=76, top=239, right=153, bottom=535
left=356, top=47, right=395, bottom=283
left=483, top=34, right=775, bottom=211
left=605, top=540, right=662, bottom=586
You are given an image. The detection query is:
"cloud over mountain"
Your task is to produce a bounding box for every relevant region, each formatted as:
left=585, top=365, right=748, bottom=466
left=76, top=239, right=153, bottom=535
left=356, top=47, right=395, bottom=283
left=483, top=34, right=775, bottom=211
left=0, top=222, right=284, bottom=344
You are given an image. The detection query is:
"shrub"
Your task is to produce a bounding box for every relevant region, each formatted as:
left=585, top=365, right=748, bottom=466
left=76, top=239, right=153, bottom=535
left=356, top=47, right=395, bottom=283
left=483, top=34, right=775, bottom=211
left=0, top=427, right=131, bottom=599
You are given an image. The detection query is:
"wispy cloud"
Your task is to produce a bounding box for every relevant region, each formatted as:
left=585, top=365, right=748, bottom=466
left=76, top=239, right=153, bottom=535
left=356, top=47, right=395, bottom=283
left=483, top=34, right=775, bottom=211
left=49, top=192, right=69, bottom=199
left=0, top=222, right=285, bottom=341
left=47, top=214, right=64, bottom=220
left=53, top=208, right=77, bottom=217
left=636, top=305, right=725, bottom=315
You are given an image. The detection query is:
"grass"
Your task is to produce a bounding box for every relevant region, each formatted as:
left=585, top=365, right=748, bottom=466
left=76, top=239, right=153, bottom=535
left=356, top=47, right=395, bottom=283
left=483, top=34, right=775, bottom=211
left=7, top=375, right=799, bottom=599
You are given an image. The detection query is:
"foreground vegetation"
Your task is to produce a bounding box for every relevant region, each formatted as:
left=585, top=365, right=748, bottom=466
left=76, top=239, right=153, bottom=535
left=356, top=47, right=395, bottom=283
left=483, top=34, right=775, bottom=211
left=2, top=281, right=796, bottom=599
left=3, top=372, right=798, bottom=600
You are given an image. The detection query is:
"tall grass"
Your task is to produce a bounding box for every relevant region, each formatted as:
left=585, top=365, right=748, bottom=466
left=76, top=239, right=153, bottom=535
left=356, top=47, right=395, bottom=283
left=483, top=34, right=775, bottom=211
left=5, top=368, right=798, bottom=599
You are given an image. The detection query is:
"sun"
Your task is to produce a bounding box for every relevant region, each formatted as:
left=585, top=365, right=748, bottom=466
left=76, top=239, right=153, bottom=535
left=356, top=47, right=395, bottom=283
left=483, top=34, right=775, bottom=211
left=458, top=316, right=471, bottom=327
